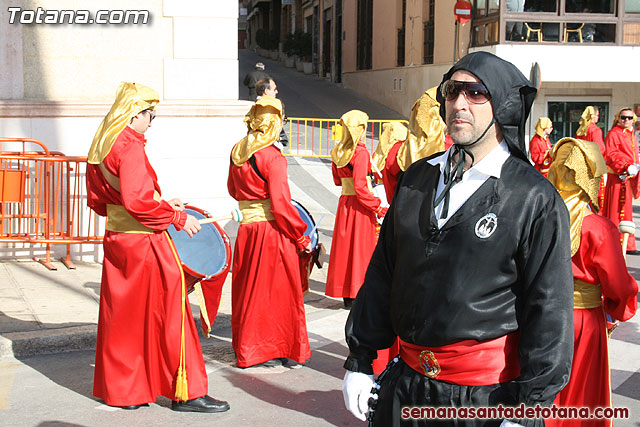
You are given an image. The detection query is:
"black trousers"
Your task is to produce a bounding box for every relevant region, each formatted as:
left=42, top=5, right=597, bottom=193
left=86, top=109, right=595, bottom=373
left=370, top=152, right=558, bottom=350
left=371, top=359, right=544, bottom=427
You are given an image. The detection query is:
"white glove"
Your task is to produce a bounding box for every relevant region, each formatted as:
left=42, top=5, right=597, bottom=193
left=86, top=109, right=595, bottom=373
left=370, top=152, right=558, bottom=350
left=627, top=163, right=640, bottom=177
left=500, top=420, right=524, bottom=427
left=342, top=370, right=374, bottom=421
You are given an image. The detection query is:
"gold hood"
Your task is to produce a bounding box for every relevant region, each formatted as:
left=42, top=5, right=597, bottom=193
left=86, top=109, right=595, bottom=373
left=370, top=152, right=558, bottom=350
left=231, top=96, right=284, bottom=166
left=534, top=117, right=552, bottom=137
left=88, top=82, right=159, bottom=164
left=397, top=87, right=446, bottom=171
left=372, top=121, right=408, bottom=172
left=548, top=137, right=606, bottom=256
left=331, top=110, right=369, bottom=168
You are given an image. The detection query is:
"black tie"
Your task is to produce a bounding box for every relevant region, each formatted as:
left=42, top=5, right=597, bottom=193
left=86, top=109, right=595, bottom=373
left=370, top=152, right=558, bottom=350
left=433, top=145, right=475, bottom=219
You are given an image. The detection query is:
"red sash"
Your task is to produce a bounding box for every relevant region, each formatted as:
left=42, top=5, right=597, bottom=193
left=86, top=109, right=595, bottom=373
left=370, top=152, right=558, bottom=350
left=399, top=333, right=520, bottom=386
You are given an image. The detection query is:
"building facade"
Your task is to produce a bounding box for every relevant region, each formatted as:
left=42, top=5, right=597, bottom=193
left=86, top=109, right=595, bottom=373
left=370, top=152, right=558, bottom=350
left=343, top=0, right=640, bottom=141
left=249, top=0, right=640, bottom=143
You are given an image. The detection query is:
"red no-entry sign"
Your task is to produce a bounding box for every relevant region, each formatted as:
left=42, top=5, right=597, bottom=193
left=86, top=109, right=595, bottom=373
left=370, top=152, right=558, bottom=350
left=454, top=0, right=472, bottom=24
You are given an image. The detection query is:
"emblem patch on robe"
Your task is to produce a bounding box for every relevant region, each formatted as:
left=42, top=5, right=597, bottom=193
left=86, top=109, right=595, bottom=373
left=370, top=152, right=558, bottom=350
left=418, top=350, right=440, bottom=378
left=475, top=213, right=497, bottom=239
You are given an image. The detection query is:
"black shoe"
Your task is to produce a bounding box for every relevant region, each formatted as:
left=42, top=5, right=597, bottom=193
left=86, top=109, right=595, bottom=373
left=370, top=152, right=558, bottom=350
left=242, top=358, right=283, bottom=368
left=343, top=298, right=354, bottom=309
left=115, top=404, right=149, bottom=410
left=627, top=250, right=640, bottom=255
left=172, top=395, right=230, bottom=413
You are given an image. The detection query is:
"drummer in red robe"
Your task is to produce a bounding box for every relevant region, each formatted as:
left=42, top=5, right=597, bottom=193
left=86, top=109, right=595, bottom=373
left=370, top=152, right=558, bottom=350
left=86, top=83, right=229, bottom=412
left=547, top=137, right=637, bottom=426
left=228, top=96, right=312, bottom=368
left=577, top=106, right=605, bottom=156
left=529, top=117, right=553, bottom=177
left=326, top=110, right=386, bottom=309
left=577, top=106, right=607, bottom=212
left=602, top=108, right=640, bottom=254
left=372, top=122, right=408, bottom=203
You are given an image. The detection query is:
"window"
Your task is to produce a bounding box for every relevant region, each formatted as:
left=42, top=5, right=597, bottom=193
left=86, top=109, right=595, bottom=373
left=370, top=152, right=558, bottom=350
left=357, top=0, right=373, bottom=70
left=474, top=0, right=500, bottom=17
left=565, top=0, right=614, bottom=14
left=547, top=101, right=609, bottom=142
left=626, top=0, right=640, bottom=12
left=423, top=0, right=434, bottom=64
left=398, top=0, right=406, bottom=66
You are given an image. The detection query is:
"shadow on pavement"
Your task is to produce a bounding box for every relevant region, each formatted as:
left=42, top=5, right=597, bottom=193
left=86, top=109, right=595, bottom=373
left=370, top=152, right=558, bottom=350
left=17, top=348, right=96, bottom=402
left=612, top=370, right=640, bottom=400
left=221, top=340, right=357, bottom=426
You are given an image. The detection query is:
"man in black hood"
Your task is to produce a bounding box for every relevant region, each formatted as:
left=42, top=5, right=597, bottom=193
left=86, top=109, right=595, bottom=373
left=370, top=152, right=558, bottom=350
left=341, top=52, right=573, bottom=426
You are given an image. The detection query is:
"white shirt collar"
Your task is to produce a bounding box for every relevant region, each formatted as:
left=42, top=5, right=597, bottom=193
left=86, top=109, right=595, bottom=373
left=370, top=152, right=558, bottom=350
left=427, top=141, right=510, bottom=179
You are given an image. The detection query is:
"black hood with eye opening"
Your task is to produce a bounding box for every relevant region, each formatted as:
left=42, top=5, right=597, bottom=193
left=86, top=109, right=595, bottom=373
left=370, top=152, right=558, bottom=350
left=436, top=51, right=537, bottom=161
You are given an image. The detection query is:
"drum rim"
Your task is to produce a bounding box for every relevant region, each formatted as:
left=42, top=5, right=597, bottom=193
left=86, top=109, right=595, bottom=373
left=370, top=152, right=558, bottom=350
left=168, top=206, right=232, bottom=279
left=291, top=199, right=319, bottom=249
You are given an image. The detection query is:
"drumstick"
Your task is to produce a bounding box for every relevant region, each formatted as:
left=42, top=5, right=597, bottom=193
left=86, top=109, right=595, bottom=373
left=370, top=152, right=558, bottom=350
left=198, top=209, right=243, bottom=225
left=369, top=156, right=383, bottom=180
left=619, top=220, right=635, bottom=258
left=307, top=214, right=326, bottom=239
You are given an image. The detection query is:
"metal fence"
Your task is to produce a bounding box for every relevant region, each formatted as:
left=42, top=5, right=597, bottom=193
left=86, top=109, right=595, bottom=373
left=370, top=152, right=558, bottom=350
left=282, top=118, right=409, bottom=158
left=0, top=138, right=103, bottom=269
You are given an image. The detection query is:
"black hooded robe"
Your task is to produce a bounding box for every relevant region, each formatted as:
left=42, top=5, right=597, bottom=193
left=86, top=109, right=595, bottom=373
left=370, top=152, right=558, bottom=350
left=344, top=52, right=574, bottom=427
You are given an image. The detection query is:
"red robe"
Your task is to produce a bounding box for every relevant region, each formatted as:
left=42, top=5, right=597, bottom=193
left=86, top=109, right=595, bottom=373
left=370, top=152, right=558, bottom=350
left=326, top=143, right=380, bottom=299
left=530, top=134, right=552, bottom=177
left=603, top=126, right=640, bottom=251
left=87, top=126, right=208, bottom=406
left=227, top=145, right=311, bottom=367
left=578, top=123, right=607, bottom=213
left=547, top=214, right=637, bottom=427
left=382, top=141, right=403, bottom=203
left=579, top=122, right=606, bottom=158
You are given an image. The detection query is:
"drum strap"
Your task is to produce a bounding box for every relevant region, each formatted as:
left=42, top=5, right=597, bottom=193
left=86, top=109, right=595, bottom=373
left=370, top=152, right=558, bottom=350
left=248, top=156, right=267, bottom=182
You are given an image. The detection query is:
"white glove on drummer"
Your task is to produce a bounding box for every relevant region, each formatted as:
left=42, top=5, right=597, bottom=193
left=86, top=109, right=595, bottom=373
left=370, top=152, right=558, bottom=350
left=627, top=163, right=640, bottom=177
left=342, top=370, right=374, bottom=421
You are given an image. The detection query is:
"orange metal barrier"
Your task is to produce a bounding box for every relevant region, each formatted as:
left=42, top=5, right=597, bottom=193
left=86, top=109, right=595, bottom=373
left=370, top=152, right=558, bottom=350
left=0, top=138, right=103, bottom=270
left=283, top=118, right=409, bottom=158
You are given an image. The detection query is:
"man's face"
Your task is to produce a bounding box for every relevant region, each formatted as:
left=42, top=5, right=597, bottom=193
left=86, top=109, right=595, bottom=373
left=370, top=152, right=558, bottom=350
left=544, top=124, right=553, bottom=136
left=264, top=80, right=278, bottom=97
left=593, top=110, right=600, bottom=123
left=444, top=70, right=497, bottom=147
left=618, top=109, right=634, bottom=130
left=130, top=109, right=154, bottom=133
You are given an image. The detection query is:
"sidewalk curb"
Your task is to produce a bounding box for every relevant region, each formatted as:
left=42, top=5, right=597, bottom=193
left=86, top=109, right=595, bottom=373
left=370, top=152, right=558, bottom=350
left=0, top=314, right=233, bottom=359
left=0, top=325, right=97, bottom=359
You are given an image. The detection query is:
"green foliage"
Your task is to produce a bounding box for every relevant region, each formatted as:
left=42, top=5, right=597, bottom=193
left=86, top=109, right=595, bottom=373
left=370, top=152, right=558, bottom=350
left=256, top=28, right=270, bottom=49
left=282, top=31, right=312, bottom=61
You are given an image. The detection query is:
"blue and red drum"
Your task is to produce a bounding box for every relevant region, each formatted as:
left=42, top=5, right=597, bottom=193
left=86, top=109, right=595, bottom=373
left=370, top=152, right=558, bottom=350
left=167, top=205, right=231, bottom=335
left=291, top=200, right=325, bottom=294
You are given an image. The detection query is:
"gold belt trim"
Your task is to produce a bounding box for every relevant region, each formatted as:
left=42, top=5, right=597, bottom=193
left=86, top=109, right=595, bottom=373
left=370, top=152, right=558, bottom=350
left=238, top=199, right=274, bottom=224
left=574, top=279, right=602, bottom=309
left=105, top=191, right=161, bottom=234
left=340, top=177, right=373, bottom=196
left=106, top=204, right=154, bottom=234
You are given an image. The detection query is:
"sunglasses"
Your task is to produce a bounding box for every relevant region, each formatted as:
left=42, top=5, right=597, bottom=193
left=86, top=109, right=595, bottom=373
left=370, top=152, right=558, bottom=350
left=441, top=80, right=491, bottom=104
left=147, top=110, right=156, bottom=121
left=620, top=115, right=634, bottom=121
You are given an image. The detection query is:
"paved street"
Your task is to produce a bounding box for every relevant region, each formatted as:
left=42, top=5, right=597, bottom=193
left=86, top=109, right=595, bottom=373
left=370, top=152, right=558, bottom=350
left=0, top=49, right=639, bottom=426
